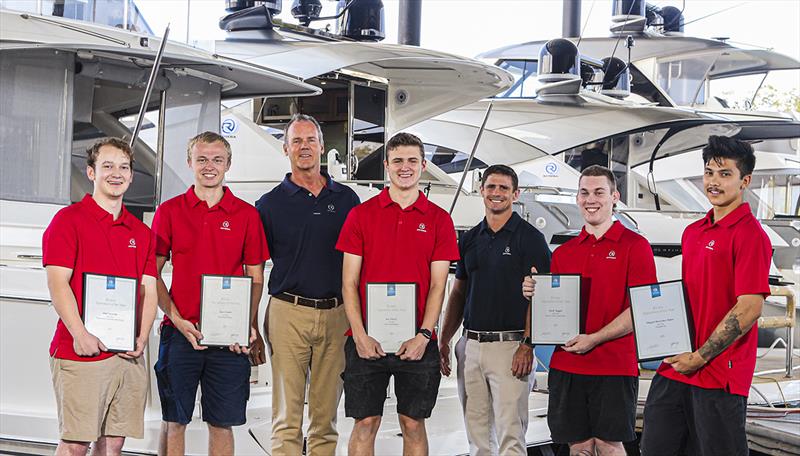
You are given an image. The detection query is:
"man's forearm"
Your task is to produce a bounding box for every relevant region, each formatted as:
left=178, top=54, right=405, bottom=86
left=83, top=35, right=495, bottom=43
left=50, top=284, right=87, bottom=338
left=697, top=296, right=763, bottom=362
left=245, top=264, right=265, bottom=329
left=439, top=287, right=465, bottom=343
left=343, top=283, right=365, bottom=336
left=421, top=283, right=446, bottom=332
left=138, top=278, right=158, bottom=341
left=593, top=308, right=633, bottom=344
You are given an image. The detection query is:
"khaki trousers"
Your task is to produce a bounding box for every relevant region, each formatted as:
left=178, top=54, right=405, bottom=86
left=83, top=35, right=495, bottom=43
left=268, top=296, right=349, bottom=456
left=455, top=335, right=535, bottom=456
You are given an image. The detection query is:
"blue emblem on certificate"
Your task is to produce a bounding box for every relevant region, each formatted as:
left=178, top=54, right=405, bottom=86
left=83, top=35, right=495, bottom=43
left=222, top=277, right=231, bottom=289
left=551, top=275, right=560, bottom=288
left=387, top=284, right=396, bottom=296
left=106, top=276, right=116, bottom=290
left=650, top=284, right=661, bottom=298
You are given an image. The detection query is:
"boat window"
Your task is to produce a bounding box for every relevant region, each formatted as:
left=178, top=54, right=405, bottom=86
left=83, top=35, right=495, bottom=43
left=656, top=56, right=713, bottom=105
left=494, top=60, right=541, bottom=98
left=0, top=49, right=73, bottom=205
left=423, top=143, right=487, bottom=174
left=352, top=84, right=387, bottom=182
left=688, top=173, right=800, bottom=217
left=0, top=0, right=153, bottom=34
left=708, top=70, right=800, bottom=111
left=562, top=137, right=631, bottom=203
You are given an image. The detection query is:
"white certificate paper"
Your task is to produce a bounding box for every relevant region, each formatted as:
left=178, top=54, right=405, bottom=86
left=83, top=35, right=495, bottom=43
left=366, top=283, right=417, bottom=353
left=629, top=280, right=693, bottom=361
left=199, top=275, right=252, bottom=347
left=82, top=273, right=137, bottom=352
left=531, top=274, right=581, bottom=345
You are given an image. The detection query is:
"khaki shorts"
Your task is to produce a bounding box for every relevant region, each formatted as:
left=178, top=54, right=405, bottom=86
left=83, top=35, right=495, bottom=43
left=50, top=355, right=148, bottom=442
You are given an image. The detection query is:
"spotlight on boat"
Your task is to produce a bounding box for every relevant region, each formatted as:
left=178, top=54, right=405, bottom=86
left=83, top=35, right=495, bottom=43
left=291, top=0, right=322, bottom=26
left=600, top=56, right=631, bottom=99
left=660, top=6, right=684, bottom=34
left=339, top=0, right=385, bottom=41
left=610, top=0, right=647, bottom=33
left=225, top=0, right=282, bottom=15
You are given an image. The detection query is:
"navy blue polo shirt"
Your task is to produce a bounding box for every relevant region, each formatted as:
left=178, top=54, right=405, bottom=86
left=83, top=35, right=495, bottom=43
left=455, top=212, right=551, bottom=331
left=255, top=173, right=360, bottom=299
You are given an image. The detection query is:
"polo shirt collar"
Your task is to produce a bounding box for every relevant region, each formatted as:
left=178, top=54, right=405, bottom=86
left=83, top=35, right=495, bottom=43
left=80, top=193, right=133, bottom=227
left=701, top=202, right=752, bottom=228
left=480, top=211, right=522, bottom=235
left=185, top=185, right=234, bottom=212
left=280, top=172, right=344, bottom=195
left=378, top=187, right=429, bottom=213
left=577, top=220, right=624, bottom=243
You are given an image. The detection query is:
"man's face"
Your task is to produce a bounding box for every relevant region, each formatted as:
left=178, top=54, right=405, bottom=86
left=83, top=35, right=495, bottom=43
left=703, top=157, right=750, bottom=208
left=188, top=140, right=230, bottom=189
left=576, top=175, right=619, bottom=227
left=385, top=145, right=425, bottom=191
left=284, top=120, right=323, bottom=171
left=480, top=173, right=519, bottom=215
left=87, top=145, right=133, bottom=199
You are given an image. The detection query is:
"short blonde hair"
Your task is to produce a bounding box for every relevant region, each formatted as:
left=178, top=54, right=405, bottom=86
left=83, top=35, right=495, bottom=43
left=187, top=131, right=232, bottom=162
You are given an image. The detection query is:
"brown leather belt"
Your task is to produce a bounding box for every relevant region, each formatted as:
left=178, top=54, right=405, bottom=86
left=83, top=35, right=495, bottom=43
left=464, top=329, right=524, bottom=343
left=274, top=292, right=341, bottom=310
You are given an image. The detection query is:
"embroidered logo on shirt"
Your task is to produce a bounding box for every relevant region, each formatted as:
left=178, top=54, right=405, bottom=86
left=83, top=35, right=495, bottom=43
left=328, top=204, right=335, bottom=213
left=705, top=240, right=715, bottom=251
left=606, top=249, right=616, bottom=259
left=417, top=223, right=427, bottom=233
left=502, top=246, right=512, bottom=256
left=221, top=220, right=231, bottom=231
left=128, top=238, right=137, bottom=248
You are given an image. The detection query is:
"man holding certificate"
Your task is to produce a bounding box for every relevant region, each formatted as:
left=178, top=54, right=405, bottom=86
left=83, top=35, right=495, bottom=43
left=641, top=137, right=772, bottom=456
left=337, top=132, right=460, bottom=455
left=152, top=132, right=269, bottom=455
left=439, top=165, right=551, bottom=456
left=43, top=138, right=158, bottom=455
left=523, top=165, right=656, bottom=456
left=255, top=114, right=360, bottom=456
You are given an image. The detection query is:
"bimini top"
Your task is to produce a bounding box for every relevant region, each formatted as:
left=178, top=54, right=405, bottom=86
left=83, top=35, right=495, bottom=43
left=0, top=10, right=320, bottom=99
left=479, top=36, right=800, bottom=79
left=215, top=31, right=514, bottom=132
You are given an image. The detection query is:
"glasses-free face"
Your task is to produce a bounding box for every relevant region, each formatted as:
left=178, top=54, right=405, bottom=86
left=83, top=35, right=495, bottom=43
left=576, top=175, right=619, bottom=227
left=703, top=157, right=750, bottom=209
left=480, top=173, right=519, bottom=215
left=87, top=145, right=133, bottom=199
left=284, top=120, right=323, bottom=172
left=385, top=145, right=426, bottom=191
left=189, top=140, right=230, bottom=189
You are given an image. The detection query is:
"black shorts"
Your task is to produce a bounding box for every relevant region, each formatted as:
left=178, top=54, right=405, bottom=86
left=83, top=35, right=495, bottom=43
left=547, top=368, right=638, bottom=443
left=342, top=337, right=441, bottom=419
left=641, top=374, right=748, bottom=456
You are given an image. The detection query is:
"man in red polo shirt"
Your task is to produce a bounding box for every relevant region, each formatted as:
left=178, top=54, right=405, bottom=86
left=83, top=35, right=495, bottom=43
left=152, top=132, right=269, bottom=455
left=43, top=138, right=158, bottom=455
left=337, top=132, right=460, bottom=455
left=641, top=136, right=772, bottom=456
left=523, top=165, right=656, bottom=456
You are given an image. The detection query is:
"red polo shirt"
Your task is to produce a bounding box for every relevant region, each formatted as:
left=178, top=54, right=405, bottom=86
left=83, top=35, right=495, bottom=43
left=336, top=188, right=460, bottom=337
left=152, top=186, right=269, bottom=326
left=658, top=203, right=771, bottom=396
left=42, top=194, right=157, bottom=362
left=549, top=221, right=657, bottom=376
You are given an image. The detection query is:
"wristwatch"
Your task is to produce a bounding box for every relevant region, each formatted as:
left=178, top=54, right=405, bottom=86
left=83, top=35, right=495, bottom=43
left=520, top=336, right=533, bottom=347
left=417, top=328, right=433, bottom=340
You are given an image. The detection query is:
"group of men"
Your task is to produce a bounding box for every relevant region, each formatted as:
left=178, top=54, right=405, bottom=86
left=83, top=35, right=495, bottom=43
left=43, top=110, right=771, bottom=456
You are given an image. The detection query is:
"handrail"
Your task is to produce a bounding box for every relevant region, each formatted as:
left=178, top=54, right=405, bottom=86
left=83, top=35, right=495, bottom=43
left=758, top=285, right=797, bottom=378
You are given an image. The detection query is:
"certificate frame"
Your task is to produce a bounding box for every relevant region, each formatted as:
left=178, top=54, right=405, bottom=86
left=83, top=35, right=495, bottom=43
left=199, top=274, right=253, bottom=348
left=530, top=274, right=581, bottom=345
left=629, top=279, right=694, bottom=362
left=81, top=272, right=138, bottom=353
left=365, top=282, right=418, bottom=354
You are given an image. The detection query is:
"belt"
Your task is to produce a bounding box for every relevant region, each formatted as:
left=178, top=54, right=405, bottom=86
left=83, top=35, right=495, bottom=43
left=464, top=329, right=524, bottom=343
left=275, top=292, right=341, bottom=310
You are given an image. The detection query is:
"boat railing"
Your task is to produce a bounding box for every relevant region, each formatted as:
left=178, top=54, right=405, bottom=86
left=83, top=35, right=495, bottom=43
left=758, top=285, right=797, bottom=378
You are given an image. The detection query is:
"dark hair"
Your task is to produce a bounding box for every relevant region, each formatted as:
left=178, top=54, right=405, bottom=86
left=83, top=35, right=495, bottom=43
left=579, top=164, right=617, bottom=192
left=702, top=135, right=755, bottom=178
left=386, top=132, right=425, bottom=160
left=86, top=137, right=134, bottom=169
left=284, top=114, right=324, bottom=146
left=481, top=164, right=519, bottom=191
left=187, top=131, right=232, bottom=162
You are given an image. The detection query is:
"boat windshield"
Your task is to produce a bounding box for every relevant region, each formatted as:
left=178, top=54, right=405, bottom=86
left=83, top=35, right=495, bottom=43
left=0, top=0, right=153, bottom=34
left=494, top=59, right=542, bottom=98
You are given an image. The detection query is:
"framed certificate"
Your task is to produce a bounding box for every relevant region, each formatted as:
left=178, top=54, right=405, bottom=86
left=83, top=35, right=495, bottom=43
left=199, top=275, right=252, bottom=347
left=82, top=273, right=138, bottom=353
left=629, top=280, right=694, bottom=362
left=530, top=274, right=581, bottom=345
left=366, top=282, right=417, bottom=354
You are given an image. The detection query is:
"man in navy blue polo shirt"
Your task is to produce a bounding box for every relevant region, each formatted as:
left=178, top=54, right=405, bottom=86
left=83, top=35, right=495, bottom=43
left=255, top=114, right=360, bottom=456
left=439, top=165, right=551, bottom=455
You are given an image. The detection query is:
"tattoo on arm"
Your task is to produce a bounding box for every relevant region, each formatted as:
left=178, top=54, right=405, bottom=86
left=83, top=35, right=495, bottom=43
left=698, top=312, right=743, bottom=362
